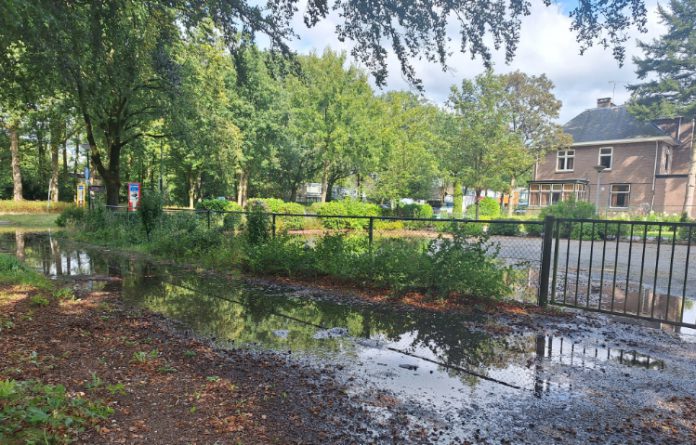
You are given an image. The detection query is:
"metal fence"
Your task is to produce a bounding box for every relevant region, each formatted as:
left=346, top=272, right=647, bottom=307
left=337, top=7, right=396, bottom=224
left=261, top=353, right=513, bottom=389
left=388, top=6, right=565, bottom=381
left=541, top=217, right=696, bottom=329
left=103, top=206, right=696, bottom=328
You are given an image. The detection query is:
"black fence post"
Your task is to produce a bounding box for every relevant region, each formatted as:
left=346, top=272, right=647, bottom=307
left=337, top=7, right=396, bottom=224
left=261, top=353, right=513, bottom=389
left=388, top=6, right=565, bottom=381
left=538, top=215, right=555, bottom=307
left=207, top=210, right=211, bottom=230
left=368, top=216, right=374, bottom=247
left=272, top=213, right=277, bottom=238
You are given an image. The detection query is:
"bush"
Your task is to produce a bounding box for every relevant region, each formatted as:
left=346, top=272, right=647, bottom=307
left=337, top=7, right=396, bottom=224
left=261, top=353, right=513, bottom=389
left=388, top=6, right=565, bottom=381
left=425, top=228, right=514, bottom=299
left=138, top=191, right=163, bottom=241
left=522, top=221, right=543, bottom=237
left=250, top=199, right=306, bottom=231
left=247, top=201, right=270, bottom=245
left=487, top=219, right=522, bottom=236
left=55, top=206, right=86, bottom=227
left=196, top=198, right=236, bottom=212
left=465, top=197, right=501, bottom=219
left=390, top=203, right=434, bottom=229
left=243, top=236, right=315, bottom=277
left=540, top=200, right=596, bottom=220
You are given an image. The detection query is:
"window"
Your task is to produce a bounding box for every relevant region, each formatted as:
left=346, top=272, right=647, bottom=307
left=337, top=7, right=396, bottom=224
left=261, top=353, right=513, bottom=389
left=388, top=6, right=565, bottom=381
left=557, top=149, right=575, bottom=171
left=529, top=183, right=587, bottom=207
left=599, top=147, right=613, bottom=169
left=610, top=184, right=630, bottom=208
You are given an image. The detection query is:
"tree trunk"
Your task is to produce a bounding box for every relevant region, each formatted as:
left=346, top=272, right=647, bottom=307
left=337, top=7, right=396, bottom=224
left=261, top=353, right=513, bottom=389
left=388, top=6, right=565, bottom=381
left=320, top=160, right=330, bottom=203
left=452, top=180, right=463, bottom=218
left=73, top=136, right=80, bottom=192
left=684, top=120, right=696, bottom=218
left=236, top=171, right=248, bottom=208
left=507, top=176, right=517, bottom=216
left=62, top=139, right=69, bottom=176
left=105, top=179, right=120, bottom=208
left=15, top=231, right=25, bottom=262
left=9, top=123, right=23, bottom=201
left=49, top=121, right=62, bottom=202
left=326, top=176, right=336, bottom=202
left=475, top=189, right=482, bottom=220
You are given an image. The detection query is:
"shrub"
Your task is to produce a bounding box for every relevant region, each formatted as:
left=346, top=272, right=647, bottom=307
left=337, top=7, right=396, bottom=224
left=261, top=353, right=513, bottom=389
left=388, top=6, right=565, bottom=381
left=309, top=201, right=348, bottom=229
left=488, top=219, right=522, bottom=236
left=138, top=191, right=163, bottom=241
left=425, top=228, right=513, bottom=299
left=569, top=222, right=601, bottom=240
left=251, top=199, right=306, bottom=231
left=390, top=203, right=434, bottom=229
left=243, top=236, right=315, bottom=277
left=540, top=200, right=596, bottom=220
left=55, top=206, right=86, bottom=227
left=523, top=221, right=544, bottom=237
left=196, top=198, right=235, bottom=212
left=466, top=197, right=501, bottom=219
left=247, top=201, right=270, bottom=245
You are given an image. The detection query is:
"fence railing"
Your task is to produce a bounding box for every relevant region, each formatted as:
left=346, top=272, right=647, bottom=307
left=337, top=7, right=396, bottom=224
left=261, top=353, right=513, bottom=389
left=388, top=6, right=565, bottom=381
left=102, top=205, right=696, bottom=328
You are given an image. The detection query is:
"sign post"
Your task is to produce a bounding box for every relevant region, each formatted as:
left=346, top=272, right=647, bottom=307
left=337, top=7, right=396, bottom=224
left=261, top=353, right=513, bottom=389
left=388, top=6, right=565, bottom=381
left=127, top=182, right=141, bottom=212
left=76, top=183, right=86, bottom=208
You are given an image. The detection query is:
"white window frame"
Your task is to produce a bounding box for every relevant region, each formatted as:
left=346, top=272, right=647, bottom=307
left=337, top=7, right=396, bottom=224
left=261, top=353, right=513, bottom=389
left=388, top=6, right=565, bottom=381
left=609, top=184, right=630, bottom=209
left=556, top=149, right=575, bottom=172
left=598, top=146, right=613, bottom=170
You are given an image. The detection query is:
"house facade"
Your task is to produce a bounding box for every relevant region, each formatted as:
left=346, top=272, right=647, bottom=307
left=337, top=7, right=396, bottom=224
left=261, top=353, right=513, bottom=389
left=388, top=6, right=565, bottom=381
left=530, top=98, right=696, bottom=217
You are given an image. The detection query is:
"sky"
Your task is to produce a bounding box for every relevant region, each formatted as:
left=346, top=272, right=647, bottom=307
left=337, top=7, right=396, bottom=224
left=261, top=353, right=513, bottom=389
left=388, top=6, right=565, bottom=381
left=279, top=0, right=666, bottom=123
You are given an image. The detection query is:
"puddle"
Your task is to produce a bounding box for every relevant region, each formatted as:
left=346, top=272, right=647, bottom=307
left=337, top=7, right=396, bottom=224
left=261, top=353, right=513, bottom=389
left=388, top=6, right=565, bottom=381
left=0, top=232, right=683, bottom=442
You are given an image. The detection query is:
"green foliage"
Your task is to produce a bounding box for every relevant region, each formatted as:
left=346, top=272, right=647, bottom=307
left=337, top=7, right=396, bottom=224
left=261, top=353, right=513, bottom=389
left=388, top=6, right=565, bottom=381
left=29, top=295, right=50, bottom=307
left=131, top=350, right=159, bottom=364
left=0, top=379, right=112, bottom=444
left=540, top=200, right=596, bottom=220
left=248, top=198, right=306, bottom=230
left=56, top=206, right=86, bottom=228
left=466, top=197, right=501, bottom=219
left=246, top=201, right=270, bottom=245
left=309, top=198, right=380, bottom=230
left=196, top=199, right=241, bottom=213
left=241, top=228, right=514, bottom=300
left=0, top=254, right=50, bottom=289
left=138, top=191, right=163, bottom=241
left=487, top=219, right=522, bottom=236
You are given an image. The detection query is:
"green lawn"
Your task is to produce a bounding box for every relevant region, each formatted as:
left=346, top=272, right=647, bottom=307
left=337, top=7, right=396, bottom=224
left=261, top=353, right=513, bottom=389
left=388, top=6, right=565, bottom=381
left=0, top=213, right=58, bottom=233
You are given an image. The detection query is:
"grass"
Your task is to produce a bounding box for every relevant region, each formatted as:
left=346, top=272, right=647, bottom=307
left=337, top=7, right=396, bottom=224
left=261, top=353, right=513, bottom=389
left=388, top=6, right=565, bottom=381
left=0, top=213, right=59, bottom=233
left=0, top=200, right=71, bottom=214
left=0, top=254, right=51, bottom=290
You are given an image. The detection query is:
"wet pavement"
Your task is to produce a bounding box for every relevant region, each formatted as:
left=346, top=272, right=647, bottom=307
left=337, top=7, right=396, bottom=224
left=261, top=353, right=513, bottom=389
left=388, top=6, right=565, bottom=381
left=2, top=231, right=696, bottom=444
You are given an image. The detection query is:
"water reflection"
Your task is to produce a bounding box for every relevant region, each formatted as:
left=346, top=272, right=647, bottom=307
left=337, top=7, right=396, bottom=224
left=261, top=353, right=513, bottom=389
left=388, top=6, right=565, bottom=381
left=0, top=232, right=670, bottom=399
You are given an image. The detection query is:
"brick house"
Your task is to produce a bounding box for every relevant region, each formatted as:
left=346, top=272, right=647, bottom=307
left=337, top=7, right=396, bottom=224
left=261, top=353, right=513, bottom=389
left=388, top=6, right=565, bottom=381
left=529, top=98, right=696, bottom=217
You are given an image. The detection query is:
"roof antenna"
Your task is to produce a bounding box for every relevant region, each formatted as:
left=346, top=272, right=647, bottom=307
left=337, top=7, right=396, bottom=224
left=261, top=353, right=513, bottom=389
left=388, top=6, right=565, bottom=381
left=608, top=81, right=627, bottom=104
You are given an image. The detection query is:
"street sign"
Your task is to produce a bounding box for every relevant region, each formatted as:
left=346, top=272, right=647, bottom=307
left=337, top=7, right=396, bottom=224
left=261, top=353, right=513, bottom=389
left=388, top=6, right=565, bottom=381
left=76, top=183, right=86, bottom=207
left=84, top=167, right=90, bottom=181
left=127, top=182, right=141, bottom=211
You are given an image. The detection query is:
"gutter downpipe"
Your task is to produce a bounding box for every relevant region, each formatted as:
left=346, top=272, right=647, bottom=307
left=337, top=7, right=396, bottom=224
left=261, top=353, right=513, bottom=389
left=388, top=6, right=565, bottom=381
left=650, top=140, right=659, bottom=213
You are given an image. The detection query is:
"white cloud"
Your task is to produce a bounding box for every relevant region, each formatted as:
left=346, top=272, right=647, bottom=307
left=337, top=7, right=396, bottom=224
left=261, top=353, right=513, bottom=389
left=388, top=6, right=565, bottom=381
left=283, top=0, right=667, bottom=123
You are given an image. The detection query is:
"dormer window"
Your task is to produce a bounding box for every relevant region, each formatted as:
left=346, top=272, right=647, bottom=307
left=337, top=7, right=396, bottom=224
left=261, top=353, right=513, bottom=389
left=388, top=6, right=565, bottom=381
left=557, top=149, right=575, bottom=172
left=598, top=147, right=613, bottom=170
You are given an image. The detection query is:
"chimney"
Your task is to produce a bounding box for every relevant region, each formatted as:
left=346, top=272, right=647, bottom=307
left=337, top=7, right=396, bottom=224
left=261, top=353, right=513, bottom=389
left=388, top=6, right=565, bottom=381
left=597, top=97, right=614, bottom=108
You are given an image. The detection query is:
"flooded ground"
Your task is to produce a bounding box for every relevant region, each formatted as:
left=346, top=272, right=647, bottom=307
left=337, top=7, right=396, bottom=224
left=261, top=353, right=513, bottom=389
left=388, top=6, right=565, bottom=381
left=2, top=231, right=696, bottom=444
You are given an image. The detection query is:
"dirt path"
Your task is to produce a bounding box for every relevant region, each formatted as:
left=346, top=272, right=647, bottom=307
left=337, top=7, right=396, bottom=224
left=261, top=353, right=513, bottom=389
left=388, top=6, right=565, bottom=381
left=0, top=283, right=382, bottom=444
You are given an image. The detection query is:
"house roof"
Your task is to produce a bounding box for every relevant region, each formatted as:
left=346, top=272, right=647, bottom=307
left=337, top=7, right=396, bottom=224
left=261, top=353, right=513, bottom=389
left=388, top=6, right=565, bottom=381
left=563, top=106, right=674, bottom=145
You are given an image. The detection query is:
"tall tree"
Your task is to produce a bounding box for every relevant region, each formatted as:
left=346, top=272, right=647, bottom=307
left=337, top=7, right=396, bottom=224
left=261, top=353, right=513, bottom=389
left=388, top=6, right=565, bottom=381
left=628, top=0, right=696, bottom=216
left=288, top=50, right=379, bottom=202
left=501, top=71, right=570, bottom=215
left=373, top=92, right=439, bottom=204
left=445, top=71, right=522, bottom=219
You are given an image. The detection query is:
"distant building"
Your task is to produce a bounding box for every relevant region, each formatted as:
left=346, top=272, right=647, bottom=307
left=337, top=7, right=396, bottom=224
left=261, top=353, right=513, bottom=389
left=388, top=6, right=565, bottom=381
left=530, top=98, right=696, bottom=216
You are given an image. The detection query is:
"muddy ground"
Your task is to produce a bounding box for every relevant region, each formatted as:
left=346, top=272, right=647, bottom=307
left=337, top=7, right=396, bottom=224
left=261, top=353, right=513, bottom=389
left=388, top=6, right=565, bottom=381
left=2, top=233, right=696, bottom=444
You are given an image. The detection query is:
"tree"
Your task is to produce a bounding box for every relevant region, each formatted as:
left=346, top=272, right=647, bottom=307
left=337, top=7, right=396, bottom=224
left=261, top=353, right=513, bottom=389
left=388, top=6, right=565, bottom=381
left=373, top=92, right=439, bottom=204
left=501, top=71, right=570, bottom=215
left=628, top=0, right=696, bottom=216
left=166, top=22, right=241, bottom=208
left=288, top=50, right=380, bottom=202
left=445, top=71, right=522, bottom=219
left=230, top=44, right=286, bottom=207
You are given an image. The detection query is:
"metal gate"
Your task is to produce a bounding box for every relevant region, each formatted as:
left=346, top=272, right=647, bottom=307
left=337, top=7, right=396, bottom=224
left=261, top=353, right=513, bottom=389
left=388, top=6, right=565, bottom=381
left=538, top=216, right=696, bottom=329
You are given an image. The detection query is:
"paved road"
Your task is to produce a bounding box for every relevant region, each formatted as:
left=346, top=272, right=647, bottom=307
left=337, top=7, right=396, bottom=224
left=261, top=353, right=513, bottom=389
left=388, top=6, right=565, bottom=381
left=491, top=235, right=696, bottom=318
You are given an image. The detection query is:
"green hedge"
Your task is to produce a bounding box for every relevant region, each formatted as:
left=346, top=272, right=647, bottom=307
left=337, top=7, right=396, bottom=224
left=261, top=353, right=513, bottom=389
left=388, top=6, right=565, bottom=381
left=309, top=198, right=380, bottom=230
left=465, top=197, right=501, bottom=219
